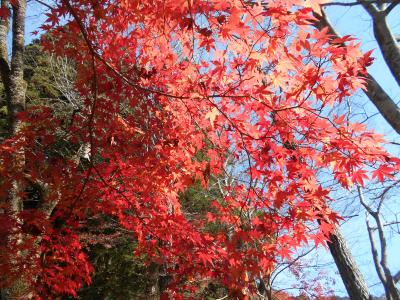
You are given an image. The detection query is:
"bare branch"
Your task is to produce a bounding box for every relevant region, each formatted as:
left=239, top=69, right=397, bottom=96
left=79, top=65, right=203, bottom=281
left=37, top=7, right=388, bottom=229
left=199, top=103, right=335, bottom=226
left=322, top=0, right=392, bottom=7
left=357, top=185, right=376, bottom=216
left=358, top=186, right=400, bottom=299
left=270, top=246, right=316, bottom=285
left=373, top=179, right=400, bottom=200
left=32, top=0, right=53, bottom=10
left=366, top=217, right=388, bottom=286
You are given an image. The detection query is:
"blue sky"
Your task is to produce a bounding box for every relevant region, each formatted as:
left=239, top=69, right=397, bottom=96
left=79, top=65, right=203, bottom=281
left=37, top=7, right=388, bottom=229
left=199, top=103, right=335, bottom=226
left=23, top=1, right=400, bottom=297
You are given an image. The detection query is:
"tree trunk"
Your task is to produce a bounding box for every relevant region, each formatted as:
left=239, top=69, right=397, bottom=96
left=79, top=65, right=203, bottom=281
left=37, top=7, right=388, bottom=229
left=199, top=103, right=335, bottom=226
left=148, top=263, right=160, bottom=300
left=3, top=0, right=27, bottom=212
left=363, top=72, right=400, bottom=134
left=327, top=226, right=372, bottom=300
left=0, top=0, right=28, bottom=298
left=8, top=0, right=27, bottom=137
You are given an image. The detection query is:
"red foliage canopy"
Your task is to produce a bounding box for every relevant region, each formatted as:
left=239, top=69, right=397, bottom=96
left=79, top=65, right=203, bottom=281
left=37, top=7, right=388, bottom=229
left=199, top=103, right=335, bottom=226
left=1, top=0, right=398, bottom=298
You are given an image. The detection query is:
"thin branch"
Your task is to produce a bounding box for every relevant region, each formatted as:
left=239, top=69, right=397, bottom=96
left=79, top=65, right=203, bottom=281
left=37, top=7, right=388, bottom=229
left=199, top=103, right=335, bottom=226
left=357, top=185, right=376, bottom=216
left=366, top=217, right=388, bottom=286
left=322, top=1, right=372, bottom=7
left=369, top=220, right=400, bottom=230
left=270, top=246, right=316, bottom=285
left=33, top=0, right=53, bottom=10
left=322, top=0, right=395, bottom=7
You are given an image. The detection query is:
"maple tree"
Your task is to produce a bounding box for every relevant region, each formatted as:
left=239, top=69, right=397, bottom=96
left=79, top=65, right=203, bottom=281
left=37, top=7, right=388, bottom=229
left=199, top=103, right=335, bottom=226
left=1, top=0, right=399, bottom=298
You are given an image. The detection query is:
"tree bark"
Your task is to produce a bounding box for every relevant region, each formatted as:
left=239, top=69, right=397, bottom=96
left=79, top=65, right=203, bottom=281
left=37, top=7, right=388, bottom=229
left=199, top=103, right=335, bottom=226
left=0, top=0, right=28, bottom=298
left=327, top=226, right=372, bottom=300
left=363, top=72, right=400, bottom=134
left=2, top=0, right=27, bottom=214
left=8, top=0, right=26, bottom=137
left=148, top=263, right=160, bottom=300
left=358, top=1, right=400, bottom=87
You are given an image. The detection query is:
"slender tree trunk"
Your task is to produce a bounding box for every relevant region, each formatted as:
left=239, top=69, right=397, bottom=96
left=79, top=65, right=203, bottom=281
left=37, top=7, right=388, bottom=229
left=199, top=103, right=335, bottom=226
left=327, top=226, right=372, bottom=300
left=148, top=263, right=160, bottom=300
left=3, top=0, right=27, bottom=213
left=8, top=0, right=26, bottom=137
left=0, top=0, right=28, bottom=298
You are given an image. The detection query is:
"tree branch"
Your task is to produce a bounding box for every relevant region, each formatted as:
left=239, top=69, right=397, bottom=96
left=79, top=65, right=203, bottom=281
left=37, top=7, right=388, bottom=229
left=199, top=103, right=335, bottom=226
left=366, top=218, right=388, bottom=286
left=321, top=0, right=394, bottom=7
left=358, top=186, right=400, bottom=299
left=357, top=185, right=376, bottom=216
left=384, top=0, right=400, bottom=15
left=359, top=0, right=400, bottom=87
left=314, top=10, right=400, bottom=134
left=358, top=0, right=380, bottom=16
left=33, top=0, right=53, bottom=10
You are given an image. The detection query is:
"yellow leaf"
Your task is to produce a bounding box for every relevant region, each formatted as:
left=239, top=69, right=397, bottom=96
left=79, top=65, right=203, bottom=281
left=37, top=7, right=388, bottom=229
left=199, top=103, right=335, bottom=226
left=205, top=107, right=220, bottom=128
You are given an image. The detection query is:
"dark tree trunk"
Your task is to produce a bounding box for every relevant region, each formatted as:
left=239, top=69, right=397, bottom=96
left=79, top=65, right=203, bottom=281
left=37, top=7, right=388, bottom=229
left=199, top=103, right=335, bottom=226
left=148, top=263, right=160, bottom=300
left=363, top=73, right=400, bottom=134
left=327, top=226, right=371, bottom=300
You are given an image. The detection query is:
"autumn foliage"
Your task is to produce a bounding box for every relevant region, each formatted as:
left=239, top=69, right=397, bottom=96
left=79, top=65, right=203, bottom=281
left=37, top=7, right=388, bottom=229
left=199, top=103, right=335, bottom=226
left=0, top=0, right=398, bottom=298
